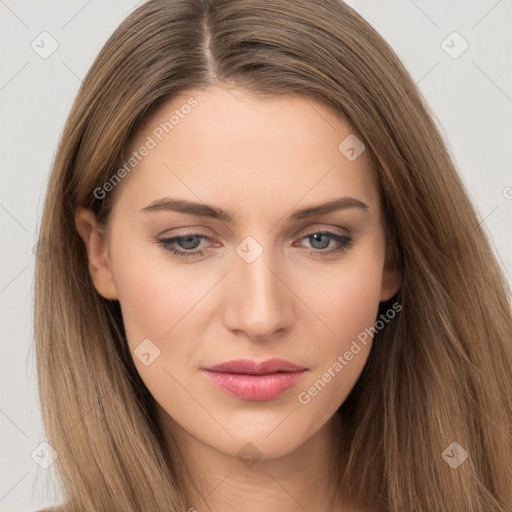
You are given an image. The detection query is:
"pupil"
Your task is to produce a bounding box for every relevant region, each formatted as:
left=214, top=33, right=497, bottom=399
left=310, top=233, right=329, bottom=249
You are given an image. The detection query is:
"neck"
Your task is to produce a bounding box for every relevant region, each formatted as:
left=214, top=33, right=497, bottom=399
left=158, top=409, right=364, bottom=512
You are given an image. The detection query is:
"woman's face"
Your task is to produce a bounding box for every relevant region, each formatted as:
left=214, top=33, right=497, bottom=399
left=76, top=85, right=400, bottom=462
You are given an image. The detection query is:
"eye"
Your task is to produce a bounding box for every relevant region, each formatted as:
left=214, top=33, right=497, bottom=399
left=157, top=233, right=213, bottom=260
left=157, top=229, right=353, bottom=260
left=296, top=231, right=353, bottom=257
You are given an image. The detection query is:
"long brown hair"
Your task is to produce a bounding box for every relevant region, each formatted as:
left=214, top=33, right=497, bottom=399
left=35, top=0, right=512, bottom=510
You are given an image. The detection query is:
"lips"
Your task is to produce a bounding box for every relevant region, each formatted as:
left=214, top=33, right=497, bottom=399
left=202, top=358, right=308, bottom=401
left=203, top=358, right=307, bottom=375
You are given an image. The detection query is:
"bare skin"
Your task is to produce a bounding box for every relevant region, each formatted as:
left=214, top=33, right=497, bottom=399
left=76, top=85, right=400, bottom=512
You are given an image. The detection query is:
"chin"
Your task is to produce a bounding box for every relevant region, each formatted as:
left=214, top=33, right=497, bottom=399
left=207, top=413, right=319, bottom=461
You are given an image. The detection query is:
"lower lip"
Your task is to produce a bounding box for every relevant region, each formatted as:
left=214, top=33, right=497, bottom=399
left=203, top=370, right=307, bottom=401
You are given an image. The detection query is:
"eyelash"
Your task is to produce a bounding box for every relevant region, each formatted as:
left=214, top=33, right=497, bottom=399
left=157, top=230, right=353, bottom=260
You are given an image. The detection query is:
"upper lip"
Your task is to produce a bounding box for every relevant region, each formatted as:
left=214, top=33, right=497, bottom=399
left=203, top=358, right=307, bottom=375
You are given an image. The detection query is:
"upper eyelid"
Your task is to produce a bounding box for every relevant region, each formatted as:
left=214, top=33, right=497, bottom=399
left=160, top=224, right=349, bottom=239
left=160, top=228, right=349, bottom=246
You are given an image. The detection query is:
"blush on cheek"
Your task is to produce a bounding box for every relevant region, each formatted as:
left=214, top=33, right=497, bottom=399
left=317, top=267, right=382, bottom=340
left=115, top=269, right=171, bottom=344
left=116, top=258, right=213, bottom=352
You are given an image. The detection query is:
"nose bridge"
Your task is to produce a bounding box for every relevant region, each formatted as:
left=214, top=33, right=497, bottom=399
left=224, top=237, right=293, bottom=340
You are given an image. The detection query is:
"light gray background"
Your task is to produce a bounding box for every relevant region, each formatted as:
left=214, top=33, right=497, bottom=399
left=1, top=1, right=511, bottom=511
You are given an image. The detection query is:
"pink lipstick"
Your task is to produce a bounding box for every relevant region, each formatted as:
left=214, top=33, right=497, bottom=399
left=202, top=358, right=308, bottom=401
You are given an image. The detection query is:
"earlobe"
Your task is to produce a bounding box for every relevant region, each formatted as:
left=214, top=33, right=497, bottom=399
left=74, top=207, right=119, bottom=300
left=380, top=253, right=402, bottom=302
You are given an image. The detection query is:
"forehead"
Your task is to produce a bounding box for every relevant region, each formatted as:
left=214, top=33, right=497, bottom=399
left=114, top=85, right=379, bottom=222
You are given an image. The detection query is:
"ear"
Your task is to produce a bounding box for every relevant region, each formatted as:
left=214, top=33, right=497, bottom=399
left=75, top=207, right=119, bottom=300
left=379, top=248, right=401, bottom=302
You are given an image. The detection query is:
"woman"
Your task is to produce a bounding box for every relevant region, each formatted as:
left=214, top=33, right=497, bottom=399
left=35, top=0, right=512, bottom=511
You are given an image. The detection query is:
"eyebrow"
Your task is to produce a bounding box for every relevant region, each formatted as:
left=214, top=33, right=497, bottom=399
left=140, top=196, right=369, bottom=222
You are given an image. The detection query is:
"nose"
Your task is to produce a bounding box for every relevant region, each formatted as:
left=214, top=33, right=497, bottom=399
left=222, top=246, right=294, bottom=341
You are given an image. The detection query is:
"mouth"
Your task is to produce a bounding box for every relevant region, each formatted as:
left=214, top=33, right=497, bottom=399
left=202, top=359, right=308, bottom=401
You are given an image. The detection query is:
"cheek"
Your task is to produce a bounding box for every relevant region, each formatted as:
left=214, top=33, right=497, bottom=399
left=111, top=252, right=205, bottom=400
left=300, top=250, right=384, bottom=349
left=110, top=240, right=225, bottom=382
left=110, top=234, right=205, bottom=340
left=114, top=263, right=176, bottom=342
left=293, top=248, right=384, bottom=407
